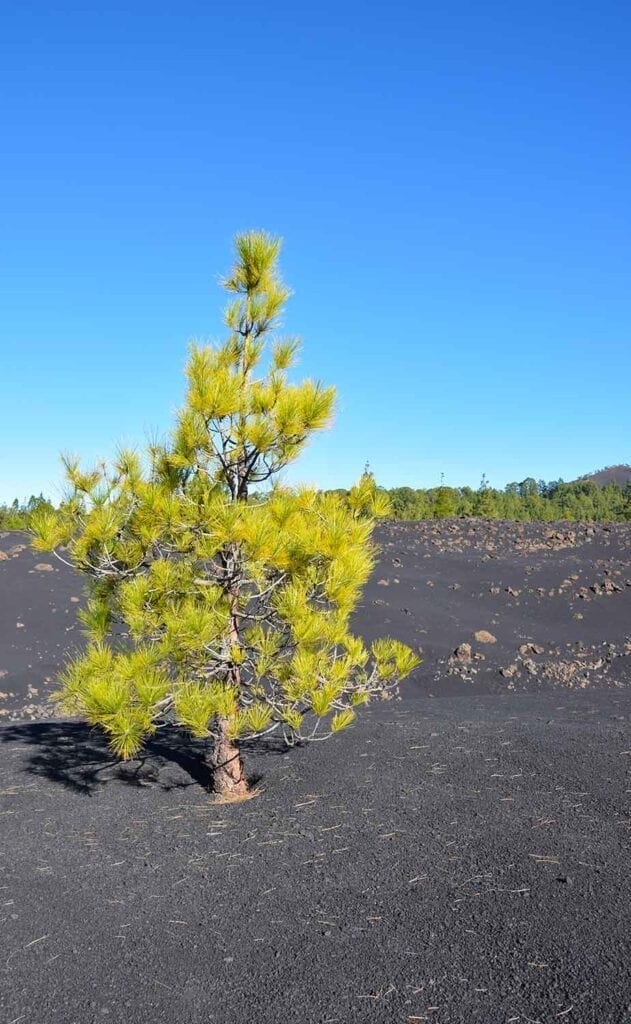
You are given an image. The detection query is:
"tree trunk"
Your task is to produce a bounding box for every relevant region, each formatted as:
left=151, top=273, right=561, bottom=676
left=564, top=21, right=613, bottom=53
left=208, top=716, right=248, bottom=797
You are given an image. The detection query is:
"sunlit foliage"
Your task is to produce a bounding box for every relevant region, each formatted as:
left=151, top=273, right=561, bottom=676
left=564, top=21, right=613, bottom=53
left=32, top=232, right=420, bottom=776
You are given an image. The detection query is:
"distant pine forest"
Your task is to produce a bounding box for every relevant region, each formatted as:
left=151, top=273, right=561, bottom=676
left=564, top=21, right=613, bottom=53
left=3, top=470, right=631, bottom=528
left=331, top=470, right=631, bottom=522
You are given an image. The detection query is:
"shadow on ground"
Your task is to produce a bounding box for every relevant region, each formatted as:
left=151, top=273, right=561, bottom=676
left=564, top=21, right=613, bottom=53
left=0, top=720, right=287, bottom=795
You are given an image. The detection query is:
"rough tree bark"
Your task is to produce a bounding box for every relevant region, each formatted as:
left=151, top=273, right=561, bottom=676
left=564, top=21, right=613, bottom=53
left=207, top=716, right=248, bottom=797
left=202, top=540, right=250, bottom=797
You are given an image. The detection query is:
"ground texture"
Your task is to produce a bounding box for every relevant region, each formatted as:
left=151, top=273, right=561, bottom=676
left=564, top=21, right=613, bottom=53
left=0, top=521, right=630, bottom=1023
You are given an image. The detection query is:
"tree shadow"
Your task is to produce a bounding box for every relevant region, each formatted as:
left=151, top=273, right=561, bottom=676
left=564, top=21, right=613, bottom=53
left=0, top=719, right=289, bottom=796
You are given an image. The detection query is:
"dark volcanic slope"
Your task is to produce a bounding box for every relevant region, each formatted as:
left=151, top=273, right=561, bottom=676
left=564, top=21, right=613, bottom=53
left=0, top=532, right=82, bottom=719
left=0, top=519, right=630, bottom=1022
left=360, top=520, right=631, bottom=698
left=575, top=464, right=631, bottom=487
left=2, top=520, right=631, bottom=719
left=1, top=691, right=630, bottom=1023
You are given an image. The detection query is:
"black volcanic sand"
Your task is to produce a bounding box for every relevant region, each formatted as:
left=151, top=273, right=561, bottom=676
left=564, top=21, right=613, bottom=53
left=2, top=520, right=631, bottom=718
left=362, top=520, right=631, bottom=696
left=1, top=521, right=630, bottom=1023
left=0, top=532, right=82, bottom=720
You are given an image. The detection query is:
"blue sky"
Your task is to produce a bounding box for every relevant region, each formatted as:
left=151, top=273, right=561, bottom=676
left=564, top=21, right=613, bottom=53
left=1, top=0, right=629, bottom=503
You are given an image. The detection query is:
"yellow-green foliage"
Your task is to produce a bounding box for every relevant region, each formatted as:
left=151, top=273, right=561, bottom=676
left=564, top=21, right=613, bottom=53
left=33, top=231, right=421, bottom=761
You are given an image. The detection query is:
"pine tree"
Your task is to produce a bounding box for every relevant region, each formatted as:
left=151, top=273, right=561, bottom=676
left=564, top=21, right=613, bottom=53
left=433, top=485, right=456, bottom=518
left=32, top=232, right=420, bottom=798
left=474, top=473, right=498, bottom=518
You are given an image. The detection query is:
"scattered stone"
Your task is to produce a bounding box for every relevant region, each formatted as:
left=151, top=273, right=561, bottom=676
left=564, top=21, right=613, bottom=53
left=454, top=643, right=472, bottom=662
left=603, top=579, right=622, bottom=593
left=518, top=643, right=545, bottom=655
left=474, top=630, right=497, bottom=644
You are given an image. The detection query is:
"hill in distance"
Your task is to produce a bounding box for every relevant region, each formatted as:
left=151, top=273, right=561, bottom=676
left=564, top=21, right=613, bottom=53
left=574, top=464, right=631, bottom=487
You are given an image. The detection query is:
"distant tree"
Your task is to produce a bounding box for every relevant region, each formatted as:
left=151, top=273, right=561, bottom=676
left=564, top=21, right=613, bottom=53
left=389, top=486, right=422, bottom=519
left=32, top=232, right=420, bottom=798
left=519, top=477, right=538, bottom=500
left=433, top=485, right=457, bottom=518
left=474, top=474, right=498, bottom=517
left=26, top=493, right=53, bottom=514
left=456, top=485, right=475, bottom=516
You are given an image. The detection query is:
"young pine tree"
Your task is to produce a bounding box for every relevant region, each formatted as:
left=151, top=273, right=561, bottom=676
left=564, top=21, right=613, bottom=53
left=32, top=232, right=420, bottom=797
left=474, top=473, right=498, bottom=518
left=433, top=486, right=456, bottom=518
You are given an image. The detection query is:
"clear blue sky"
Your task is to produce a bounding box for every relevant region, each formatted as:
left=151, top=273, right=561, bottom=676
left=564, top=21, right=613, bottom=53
left=1, top=0, right=629, bottom=503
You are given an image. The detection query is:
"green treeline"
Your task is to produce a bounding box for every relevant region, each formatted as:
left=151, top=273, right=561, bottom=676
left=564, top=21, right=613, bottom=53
left=0, top=494, right=54, bottom=530
left=3, top=476, right=631, bottom=529
left=327, top=476, right=631, bottom=522
left=381, top=476, right=631, bottom=521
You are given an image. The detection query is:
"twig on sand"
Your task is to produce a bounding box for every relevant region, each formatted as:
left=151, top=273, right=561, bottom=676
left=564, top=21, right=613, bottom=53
left=358, top=983, right=397, bottom=1000
left=6, top=934, right=48, bottom=967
